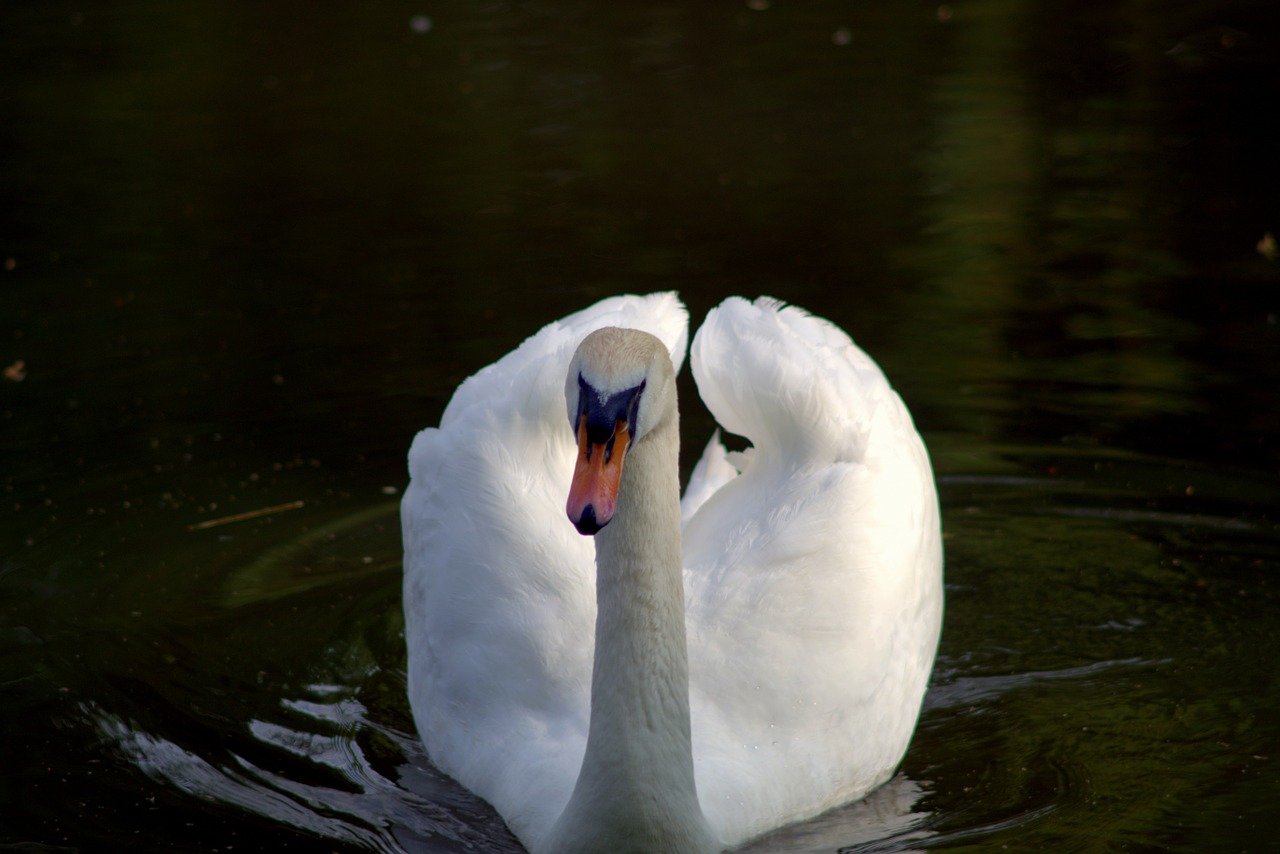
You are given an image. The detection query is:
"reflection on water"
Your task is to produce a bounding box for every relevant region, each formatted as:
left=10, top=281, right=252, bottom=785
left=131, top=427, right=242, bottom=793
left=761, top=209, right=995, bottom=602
left=89, top=681, right=514, bottom=854
left=218, top=502, right=401, bottom=607
left=3, top=0, right=1279, bottom=851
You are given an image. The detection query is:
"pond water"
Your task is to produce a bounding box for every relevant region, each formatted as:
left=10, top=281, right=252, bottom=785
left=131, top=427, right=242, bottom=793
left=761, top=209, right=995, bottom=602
left=3, top=1, right=1279, bottom=851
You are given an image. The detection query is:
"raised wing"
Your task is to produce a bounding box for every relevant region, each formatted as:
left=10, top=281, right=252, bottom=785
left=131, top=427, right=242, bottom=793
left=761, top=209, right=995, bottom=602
left=682, top=297, right=943, bottom=845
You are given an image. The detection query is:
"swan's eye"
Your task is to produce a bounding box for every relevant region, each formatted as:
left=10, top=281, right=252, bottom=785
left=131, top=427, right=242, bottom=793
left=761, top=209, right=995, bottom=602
left=626, top=380, right=646, bottom=437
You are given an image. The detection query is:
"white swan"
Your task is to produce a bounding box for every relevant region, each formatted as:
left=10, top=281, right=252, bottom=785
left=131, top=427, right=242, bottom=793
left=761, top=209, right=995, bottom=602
left=401, top=293, right=943, bottom=853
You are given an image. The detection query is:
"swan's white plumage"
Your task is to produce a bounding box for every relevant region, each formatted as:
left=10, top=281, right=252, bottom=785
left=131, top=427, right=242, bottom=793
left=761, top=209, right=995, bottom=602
left=402, top=293, right=943, bottom=852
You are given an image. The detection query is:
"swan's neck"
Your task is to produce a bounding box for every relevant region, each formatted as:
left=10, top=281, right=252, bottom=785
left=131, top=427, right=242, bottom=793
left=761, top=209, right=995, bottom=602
left=543, top=416, right=717, bottom=854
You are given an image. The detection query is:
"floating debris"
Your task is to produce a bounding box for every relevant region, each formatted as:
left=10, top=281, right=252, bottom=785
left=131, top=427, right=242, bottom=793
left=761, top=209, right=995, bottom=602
left=1257, top=231, right=1277, bottom=261
left=187, top=500, right=305, bottom=531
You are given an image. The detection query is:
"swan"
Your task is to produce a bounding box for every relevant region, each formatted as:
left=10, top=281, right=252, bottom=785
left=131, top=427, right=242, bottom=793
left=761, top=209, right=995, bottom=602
left=401, top=293, right=943, bottom=853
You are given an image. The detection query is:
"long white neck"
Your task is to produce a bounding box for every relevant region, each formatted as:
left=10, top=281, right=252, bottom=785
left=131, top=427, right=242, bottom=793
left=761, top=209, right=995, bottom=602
left=540, top=415, right=718, bottom=854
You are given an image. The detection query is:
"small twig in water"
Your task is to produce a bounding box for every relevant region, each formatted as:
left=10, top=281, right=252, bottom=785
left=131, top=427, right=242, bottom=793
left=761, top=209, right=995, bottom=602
left=187, top=500, right=305, bottom=531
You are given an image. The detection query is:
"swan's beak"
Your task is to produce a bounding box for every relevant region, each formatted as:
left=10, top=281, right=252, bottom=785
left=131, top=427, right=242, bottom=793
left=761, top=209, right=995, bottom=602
left=567, top=415, right=631, bottom=535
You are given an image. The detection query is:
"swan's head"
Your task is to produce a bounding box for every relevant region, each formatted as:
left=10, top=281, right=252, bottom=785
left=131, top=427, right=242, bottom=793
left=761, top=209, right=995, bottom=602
left=564, top=327, right=676, bottom=535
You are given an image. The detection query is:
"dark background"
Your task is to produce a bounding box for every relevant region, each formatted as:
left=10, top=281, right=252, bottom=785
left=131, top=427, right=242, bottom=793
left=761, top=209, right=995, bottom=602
left=3, top=2, right=1278, bottom=851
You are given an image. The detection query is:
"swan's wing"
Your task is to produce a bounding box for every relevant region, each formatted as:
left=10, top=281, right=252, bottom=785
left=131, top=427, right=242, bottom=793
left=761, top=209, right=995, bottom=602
left=401, top=292, right=688, bottom=848
left=679, top=430, right=740, bottom=529
left=682, top=297, right=944, bottom=846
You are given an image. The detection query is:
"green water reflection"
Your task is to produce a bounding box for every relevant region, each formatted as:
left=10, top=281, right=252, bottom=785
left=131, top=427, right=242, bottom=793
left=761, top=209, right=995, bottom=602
left=3, top=0, right=1278, bottom=851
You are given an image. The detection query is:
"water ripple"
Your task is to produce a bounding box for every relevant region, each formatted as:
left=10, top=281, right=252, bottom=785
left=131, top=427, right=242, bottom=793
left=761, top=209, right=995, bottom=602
left=86, top=686, right=519, bottom=853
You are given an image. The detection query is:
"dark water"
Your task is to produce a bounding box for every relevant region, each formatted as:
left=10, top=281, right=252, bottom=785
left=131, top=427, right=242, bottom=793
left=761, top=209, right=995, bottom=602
left=3, top=1, right=1279, bottom=851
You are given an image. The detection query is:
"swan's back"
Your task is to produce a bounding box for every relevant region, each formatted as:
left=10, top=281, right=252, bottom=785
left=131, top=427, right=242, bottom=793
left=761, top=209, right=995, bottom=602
left=682, top=297, right=943, bottom=845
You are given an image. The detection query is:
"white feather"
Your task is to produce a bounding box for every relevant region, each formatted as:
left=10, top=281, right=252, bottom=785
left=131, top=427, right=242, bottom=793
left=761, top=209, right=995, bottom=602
left=402, top=293, right=943, bottom=852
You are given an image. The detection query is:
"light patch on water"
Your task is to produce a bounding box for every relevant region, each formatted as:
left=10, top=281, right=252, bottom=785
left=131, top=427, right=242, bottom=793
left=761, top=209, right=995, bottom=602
left=83, top=698, right=505, bottom=853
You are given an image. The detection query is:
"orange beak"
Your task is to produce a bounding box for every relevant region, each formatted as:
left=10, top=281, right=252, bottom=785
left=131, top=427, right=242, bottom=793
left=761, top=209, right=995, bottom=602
left=566, top=415, right=631, bottom=535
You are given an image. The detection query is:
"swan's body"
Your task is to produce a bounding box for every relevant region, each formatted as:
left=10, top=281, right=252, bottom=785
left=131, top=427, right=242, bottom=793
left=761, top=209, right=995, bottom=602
left=402, top=293, right=943, bottom=853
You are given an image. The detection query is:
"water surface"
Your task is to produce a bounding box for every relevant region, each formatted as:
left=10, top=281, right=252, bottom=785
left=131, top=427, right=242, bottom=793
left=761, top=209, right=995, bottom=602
left=3, top=1, right=1278, bottom=851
